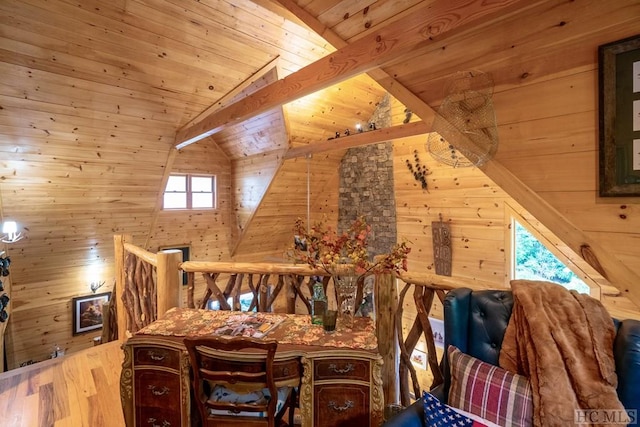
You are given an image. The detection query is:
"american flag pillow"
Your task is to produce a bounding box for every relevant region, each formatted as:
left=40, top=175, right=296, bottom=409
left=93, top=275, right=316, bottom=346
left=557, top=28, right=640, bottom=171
left=423, top=391, right=490, bottom=426
left=447, top=346, right=533, bottom=427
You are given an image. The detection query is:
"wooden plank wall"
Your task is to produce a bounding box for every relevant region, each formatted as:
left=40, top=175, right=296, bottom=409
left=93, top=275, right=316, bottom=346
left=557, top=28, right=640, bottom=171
left=0, top=0, right=334, bottom=368
left=387, top=0, right=640, bottom=393
left=144, top=141, right=235, bottom=311
left=385, top=0, right=640, bottom=280
left=1, top=0, right=639, bottom=371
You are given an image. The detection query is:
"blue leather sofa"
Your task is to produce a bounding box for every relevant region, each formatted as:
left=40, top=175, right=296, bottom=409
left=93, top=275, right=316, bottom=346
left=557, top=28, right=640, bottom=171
left=384, top=288, right=640, bottom=426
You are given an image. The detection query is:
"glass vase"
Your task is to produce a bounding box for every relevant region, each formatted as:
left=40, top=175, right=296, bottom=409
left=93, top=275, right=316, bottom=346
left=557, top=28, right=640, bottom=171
left=333, top=274, right=358, bottom=329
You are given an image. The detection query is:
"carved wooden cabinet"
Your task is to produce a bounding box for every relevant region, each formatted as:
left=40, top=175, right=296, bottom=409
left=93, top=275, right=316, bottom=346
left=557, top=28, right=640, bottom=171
left=300, top=351, right=384, bottom=427
left=120, top=337, right=191, bottom=427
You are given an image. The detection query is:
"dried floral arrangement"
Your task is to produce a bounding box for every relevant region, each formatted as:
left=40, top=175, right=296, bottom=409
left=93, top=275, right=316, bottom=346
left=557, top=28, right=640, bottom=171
left=290, top=215, right=411, bottom=276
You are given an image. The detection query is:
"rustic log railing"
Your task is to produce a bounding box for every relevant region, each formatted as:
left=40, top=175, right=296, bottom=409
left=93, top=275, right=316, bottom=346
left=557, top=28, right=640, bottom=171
left=114, top=235, right=183, bottom=338
left=395, top=275, right=452, bottom=406
left=392, top=273, right=499, bottom=406
left=113, top=235, right=498, bottom=408
left=179, top=261, right=328, bottom=313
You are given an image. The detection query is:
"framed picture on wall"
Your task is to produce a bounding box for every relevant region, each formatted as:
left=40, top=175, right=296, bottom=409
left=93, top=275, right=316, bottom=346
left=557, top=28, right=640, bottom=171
left=429, top=317, right=445, bottom=349
left=72, top=292, right=111, bottom=335
left=159, top=245, right=190, bottom=285
left=598, top=34, right=640, bottom=196
left=410, top=348, right=427, bottom=370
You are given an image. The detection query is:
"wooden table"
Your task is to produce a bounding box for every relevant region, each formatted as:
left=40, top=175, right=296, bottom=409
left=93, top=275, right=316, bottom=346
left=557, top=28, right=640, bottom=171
left=119, top=308, right=384, bottom=427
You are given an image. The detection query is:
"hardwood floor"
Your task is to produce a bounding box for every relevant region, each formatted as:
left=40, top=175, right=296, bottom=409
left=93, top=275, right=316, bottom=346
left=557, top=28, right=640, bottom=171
left=0, top=341, right=125, bottom=427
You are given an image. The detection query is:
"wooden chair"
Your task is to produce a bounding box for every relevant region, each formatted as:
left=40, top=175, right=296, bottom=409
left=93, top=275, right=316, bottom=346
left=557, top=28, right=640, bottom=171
left=184, top=336, right=297, bottom=427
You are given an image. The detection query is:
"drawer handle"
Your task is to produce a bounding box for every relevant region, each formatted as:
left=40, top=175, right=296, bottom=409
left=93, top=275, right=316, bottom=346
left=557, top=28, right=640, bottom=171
left=328, top=363, right=354, bottom=374
left=146, top=417, right=171, bottom=427
left=328, top=400, right=354, bottom=413
left=148, top=350, right=166, bottom=361
left=148, top=385, right=170, bottom=396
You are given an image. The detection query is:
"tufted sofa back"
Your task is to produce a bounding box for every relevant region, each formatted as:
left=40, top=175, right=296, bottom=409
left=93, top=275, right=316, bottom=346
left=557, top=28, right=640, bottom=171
left=383, top=287, right=640, bottom=426
left=440, top=288, right=513, bottom=401
left=439, top=287, right=640, bottom=413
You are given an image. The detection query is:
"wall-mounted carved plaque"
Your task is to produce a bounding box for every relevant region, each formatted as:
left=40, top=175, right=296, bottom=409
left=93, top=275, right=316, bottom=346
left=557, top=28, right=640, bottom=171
left=432, top=217, right=452, bottom=276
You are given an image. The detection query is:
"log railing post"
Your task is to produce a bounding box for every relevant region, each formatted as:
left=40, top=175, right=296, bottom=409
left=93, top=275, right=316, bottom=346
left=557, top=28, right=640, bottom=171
left=375, top=267, right=398, bottom=406
left=114, top=234, right=131, bottom=340
left=286, top=275, right=297, bottom=314
left=156, top=249, right=183, bottom=318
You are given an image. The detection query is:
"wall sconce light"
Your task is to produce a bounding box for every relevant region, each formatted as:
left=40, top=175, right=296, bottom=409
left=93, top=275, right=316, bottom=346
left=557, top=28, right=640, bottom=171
left=1, top=221, right=24, bottom=244
left=90, top=280, right=105, bottom=294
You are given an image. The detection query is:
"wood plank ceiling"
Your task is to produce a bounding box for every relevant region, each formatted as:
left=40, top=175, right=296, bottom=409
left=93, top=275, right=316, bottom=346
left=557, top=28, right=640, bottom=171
left=0, top=0, right=393, bottom=248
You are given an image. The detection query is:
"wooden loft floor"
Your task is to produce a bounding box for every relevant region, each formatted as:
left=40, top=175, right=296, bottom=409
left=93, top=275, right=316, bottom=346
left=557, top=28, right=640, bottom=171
left=0, top=341, right=124, bottom=427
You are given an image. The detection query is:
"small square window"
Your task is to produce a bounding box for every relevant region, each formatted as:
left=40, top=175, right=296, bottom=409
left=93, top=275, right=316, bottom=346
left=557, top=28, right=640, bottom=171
left=164, top=193, right=187, bottom=209
left=191, top=176, right=212, bottom=192
left=166, top=175, right=187, bottom=192
left=192, top=193, right=213, bottom=209
left=163, top=174, right=216, bottom=210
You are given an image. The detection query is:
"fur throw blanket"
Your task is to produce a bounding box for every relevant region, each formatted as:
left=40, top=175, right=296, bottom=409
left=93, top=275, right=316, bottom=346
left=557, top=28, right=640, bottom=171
left=498, top=280, right=624, bottom=427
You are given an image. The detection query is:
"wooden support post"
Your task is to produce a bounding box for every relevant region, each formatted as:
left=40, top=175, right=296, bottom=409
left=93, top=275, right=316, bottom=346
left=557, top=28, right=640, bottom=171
left=259, top=275, right=270, bottom=312
left=114, top=234, right=131, bottom=341
left=156, top=249, right=183, bottom=318
left=376, top=269, right=399, bottom=406
left=186, top=272, right=195, bottom=309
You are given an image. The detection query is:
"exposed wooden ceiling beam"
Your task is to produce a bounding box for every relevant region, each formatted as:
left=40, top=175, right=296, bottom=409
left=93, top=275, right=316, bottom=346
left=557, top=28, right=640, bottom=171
left=273, top=0, right=438, bottom=126
left=175, top=0, right=530, bottom=149
left=284, top=121, right=429, bottom=159
left=177, top=56, right=282, bottom=132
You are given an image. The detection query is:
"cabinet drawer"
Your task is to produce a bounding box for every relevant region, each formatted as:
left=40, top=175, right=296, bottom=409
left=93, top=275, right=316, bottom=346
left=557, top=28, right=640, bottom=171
left=135, top=405, right=182, bottom=427
left=134, top=370, right=182, bottom=413
left=313, top=358, right=370, bottom=381
left=134, top=346, right=180, bottom=369
left=314, top=383, right=370, bottom=427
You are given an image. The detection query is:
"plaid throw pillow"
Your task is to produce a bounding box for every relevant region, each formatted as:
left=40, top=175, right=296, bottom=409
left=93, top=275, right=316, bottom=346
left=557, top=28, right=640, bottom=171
left=448, top=346, right=533, bottom=427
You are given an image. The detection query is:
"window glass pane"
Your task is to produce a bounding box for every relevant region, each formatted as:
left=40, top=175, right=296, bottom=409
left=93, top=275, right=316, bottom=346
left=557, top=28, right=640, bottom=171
left=514, top=221, right=590, bottom=294
left=166, top=175, right=186, bottom=192
left=207, top=293, right=255, bottom=311
left=192, top=193, right=213, bottom=208
left=164, top=193, right=187, bottom=209
left=191, top=176, right=212, bottom=192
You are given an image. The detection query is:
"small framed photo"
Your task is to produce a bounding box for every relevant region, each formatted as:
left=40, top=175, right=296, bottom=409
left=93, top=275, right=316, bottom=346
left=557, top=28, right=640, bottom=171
left=72, top=292, right=111, bottom=336
left=429, top=317, right=445, bottom=349
left=410, top=348, right=427, bottom=370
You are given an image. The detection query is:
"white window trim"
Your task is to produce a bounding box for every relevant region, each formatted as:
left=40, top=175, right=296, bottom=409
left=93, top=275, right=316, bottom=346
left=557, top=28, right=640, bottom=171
left=163, top=173, right=217, bottom=210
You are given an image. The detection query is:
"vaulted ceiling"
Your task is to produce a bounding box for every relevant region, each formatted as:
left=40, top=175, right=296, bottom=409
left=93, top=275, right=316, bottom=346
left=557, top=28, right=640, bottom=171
left=0, top=0, right=396, bottom=253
